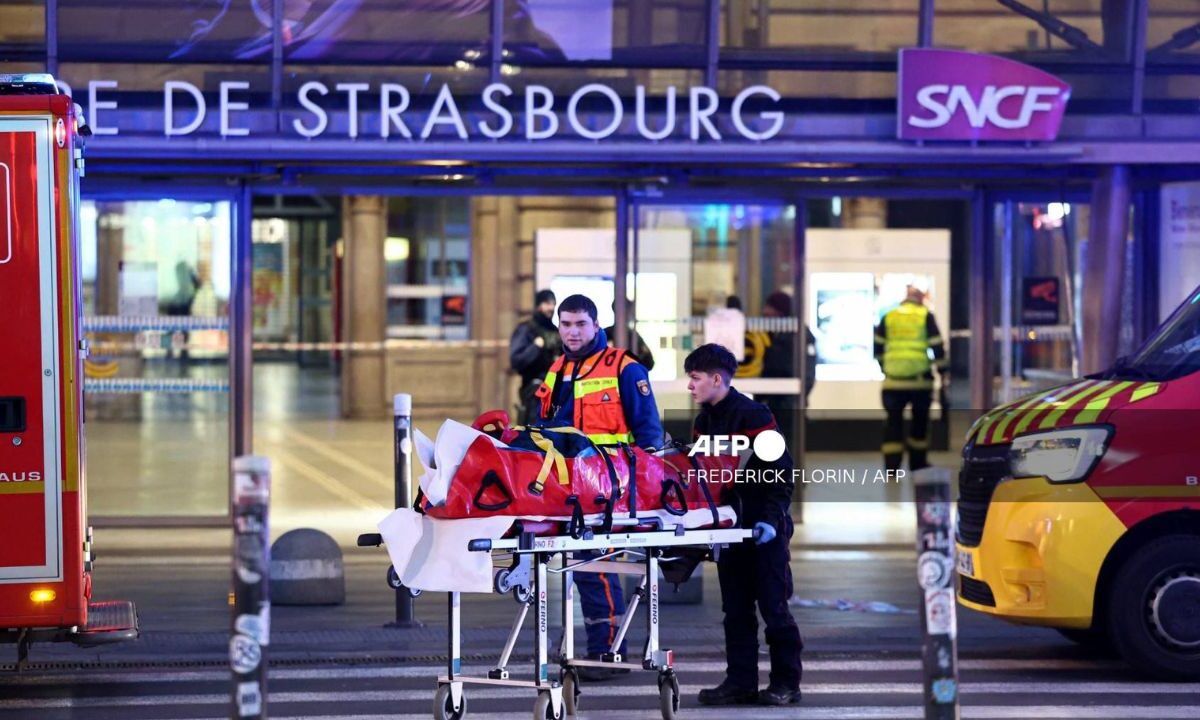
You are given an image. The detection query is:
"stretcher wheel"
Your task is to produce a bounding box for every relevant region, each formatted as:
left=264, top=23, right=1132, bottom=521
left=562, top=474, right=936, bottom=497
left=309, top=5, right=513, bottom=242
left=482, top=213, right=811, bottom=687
left=561, top=669, right=581, bottom=715
left=658, top=672, right=680, bottom=720
left=533, top=690, right=561, bottom=720
left=433, top=684, right=467, bottom=720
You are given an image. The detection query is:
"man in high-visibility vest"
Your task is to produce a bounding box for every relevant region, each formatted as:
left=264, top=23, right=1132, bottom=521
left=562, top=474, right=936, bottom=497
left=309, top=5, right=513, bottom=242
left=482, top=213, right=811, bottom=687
left=535, top=293, right=663, bottom=680
left=874, top=286, right=947, bottom=472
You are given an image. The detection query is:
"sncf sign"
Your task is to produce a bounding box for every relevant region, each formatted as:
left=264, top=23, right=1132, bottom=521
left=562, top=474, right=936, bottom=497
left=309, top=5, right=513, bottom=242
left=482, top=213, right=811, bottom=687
left=898, top=49, right=1070, bottom=142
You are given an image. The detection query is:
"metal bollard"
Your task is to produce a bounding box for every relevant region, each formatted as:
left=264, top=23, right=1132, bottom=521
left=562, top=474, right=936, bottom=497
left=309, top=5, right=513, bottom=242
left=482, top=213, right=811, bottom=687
left=914, top=467, right=960, bottom=720
left=388, top=393, right=419, bottom=628
left=231, top=456, right=271, bottom=720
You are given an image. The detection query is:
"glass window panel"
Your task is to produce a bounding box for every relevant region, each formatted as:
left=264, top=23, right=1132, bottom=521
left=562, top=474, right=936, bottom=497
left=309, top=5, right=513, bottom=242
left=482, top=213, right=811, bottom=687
left=722, top=1, right=917, bottom=55
left=80, top=198, right=232, bottom=518
left=0, top=1, right=44, bottom=48
left=285, top=0, right=493, bottom=64
left=506, top=0, right=707, bottom=66
left=936, top=0, right=1134, bottom=61
left=385, top=197, right=471, bottom=340
left=58, top=0, right=269, bottom=62
left=720, top=69, right=896, bottom=110
left=1148, top=0, right=1200, bottom=57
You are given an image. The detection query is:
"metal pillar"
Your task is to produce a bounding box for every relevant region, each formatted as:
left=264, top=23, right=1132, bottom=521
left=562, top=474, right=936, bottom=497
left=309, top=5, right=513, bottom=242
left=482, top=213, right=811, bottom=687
left=969, top=189, right=994, bottom=412
left=230, top=183, right=254, bottom=464
left=791, top=200, right=807, bottom=522
left=1081, top=165, right=1132, bottom=375
left=918, top=0, right=935, bottom=47
left=999, top=201, right=1014, bottom=405
left=614, top=191, right=630, bottom=350
left=388, top=393, right=418, bottom=627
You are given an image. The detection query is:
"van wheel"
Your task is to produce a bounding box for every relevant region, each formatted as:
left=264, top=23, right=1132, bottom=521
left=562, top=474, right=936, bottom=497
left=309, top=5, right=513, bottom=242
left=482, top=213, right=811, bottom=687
left=1106, top=534, right=1200, bottom=681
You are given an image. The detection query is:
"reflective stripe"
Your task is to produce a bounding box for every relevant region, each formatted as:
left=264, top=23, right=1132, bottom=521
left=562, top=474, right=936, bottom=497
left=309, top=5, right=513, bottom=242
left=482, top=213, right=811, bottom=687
left=1011, top=381, right=1093, bottom=437
left=991, top=387, right=1060, bottom=443
left=1130, top=382, right=1162, bottom=403
left=1072, top=381, right=1135, bottom=425
left=1037, top=381, right=1111, bottom=429
left=881, top=442, right=905, bottom=454
left=906, top=437, right=930, bottom=450
left=574, top=376, right=619, bottom=397
left=588, top=432, right=634, bottom=445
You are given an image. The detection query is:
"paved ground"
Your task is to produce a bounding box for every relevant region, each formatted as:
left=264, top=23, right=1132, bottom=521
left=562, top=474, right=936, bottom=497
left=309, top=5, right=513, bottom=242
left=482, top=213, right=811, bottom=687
left=3, top=544, right=1198, bottom=719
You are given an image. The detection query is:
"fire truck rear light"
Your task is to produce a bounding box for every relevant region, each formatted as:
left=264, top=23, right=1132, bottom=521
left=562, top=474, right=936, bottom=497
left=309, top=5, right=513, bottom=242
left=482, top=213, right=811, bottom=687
left=55, top=119, right=66, bottom=148
left=30, top=589, right=56, bottom=603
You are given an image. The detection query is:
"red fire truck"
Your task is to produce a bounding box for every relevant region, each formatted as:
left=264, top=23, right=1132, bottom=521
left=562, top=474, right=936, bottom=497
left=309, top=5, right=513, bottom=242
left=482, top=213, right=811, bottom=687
left=0, top=74, right=137, bottom=666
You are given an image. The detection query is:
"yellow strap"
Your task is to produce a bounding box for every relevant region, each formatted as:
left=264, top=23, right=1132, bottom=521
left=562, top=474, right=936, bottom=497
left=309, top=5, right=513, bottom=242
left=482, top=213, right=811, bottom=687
left=530, top=431, right=570, bottom=488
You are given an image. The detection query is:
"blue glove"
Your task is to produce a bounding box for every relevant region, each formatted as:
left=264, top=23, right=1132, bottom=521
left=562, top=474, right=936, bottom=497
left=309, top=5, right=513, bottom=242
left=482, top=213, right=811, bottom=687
left=753, top=521, right=777, bottom=545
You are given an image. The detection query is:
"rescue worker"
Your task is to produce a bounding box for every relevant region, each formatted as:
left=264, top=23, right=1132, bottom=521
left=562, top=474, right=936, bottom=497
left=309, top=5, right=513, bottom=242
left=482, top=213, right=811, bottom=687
left=535, top=293, right=663, bottom=681
left=686, top=344, right=803, bottom=707
left=509, top=289, right=562, bottom=425
left=874, top=285, right=948, bottom=472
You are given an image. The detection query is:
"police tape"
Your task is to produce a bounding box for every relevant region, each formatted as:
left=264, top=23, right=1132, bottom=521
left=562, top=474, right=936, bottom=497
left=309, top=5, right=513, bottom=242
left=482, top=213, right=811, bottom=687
left=83, top=338, right=513, bottom=355
left=83, top=315, right=230, bottom=332
left=84, top=378, right=231, bottom=394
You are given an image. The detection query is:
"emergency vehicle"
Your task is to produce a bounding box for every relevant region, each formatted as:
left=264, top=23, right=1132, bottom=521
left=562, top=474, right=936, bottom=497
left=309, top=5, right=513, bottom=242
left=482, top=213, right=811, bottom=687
left=0, top=74, right=137, bottom=666
left=957, top=286, right=1200, bottom=680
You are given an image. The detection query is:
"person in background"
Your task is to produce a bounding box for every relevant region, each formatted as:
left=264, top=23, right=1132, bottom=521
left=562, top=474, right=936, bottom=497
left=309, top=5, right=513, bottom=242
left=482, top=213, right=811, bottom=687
left=727, top=295, right=770, bottom=380
left=758, top=291, right=817, bottom=443
left=509, top=289, right=562, bottom=425
left=686, top=343, right=803, bottom=707
left=874, top=285, right=947, bottom=472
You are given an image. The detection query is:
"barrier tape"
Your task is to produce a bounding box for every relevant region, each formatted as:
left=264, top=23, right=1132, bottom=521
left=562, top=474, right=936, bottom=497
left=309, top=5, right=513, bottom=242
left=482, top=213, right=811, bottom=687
left=84, top=378, right=230, bottom=394
left=84, top=315, right=229, bottom=332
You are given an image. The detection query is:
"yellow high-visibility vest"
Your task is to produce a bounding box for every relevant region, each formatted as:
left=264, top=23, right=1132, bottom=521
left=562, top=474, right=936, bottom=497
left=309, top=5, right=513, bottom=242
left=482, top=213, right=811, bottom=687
left=880, top=303, right=932, bottom=386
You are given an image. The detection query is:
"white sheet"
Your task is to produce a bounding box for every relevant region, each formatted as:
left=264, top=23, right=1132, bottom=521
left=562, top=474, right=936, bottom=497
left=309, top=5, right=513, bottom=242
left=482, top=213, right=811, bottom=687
left=414, top=419, right=507, bottom=505
left=377, top=506, right=738, bottom=594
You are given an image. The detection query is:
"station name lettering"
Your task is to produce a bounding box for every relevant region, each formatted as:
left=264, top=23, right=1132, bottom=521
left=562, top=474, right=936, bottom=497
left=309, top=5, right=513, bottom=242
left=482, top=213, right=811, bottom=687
left=59, top=80, right=786, bottom=142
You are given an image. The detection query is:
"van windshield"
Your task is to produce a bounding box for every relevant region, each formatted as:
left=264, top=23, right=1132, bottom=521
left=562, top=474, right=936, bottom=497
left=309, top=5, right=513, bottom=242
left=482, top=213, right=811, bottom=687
left=1118, top=287, right=1200, bottom=381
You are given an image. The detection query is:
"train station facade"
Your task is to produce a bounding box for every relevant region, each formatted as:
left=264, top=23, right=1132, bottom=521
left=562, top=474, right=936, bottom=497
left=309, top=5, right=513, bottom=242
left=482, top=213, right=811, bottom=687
left=3, top=0, right=1200, bottom=523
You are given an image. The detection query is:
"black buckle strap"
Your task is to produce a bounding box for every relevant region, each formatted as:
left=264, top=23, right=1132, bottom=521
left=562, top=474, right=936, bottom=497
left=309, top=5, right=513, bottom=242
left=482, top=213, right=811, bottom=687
left=659, top=478, right=688, bottom=516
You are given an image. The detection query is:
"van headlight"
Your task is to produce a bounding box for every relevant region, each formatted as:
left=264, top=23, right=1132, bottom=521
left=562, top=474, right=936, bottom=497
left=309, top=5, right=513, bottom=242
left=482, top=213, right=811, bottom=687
left=1009, top=427, right=1111, bottom=484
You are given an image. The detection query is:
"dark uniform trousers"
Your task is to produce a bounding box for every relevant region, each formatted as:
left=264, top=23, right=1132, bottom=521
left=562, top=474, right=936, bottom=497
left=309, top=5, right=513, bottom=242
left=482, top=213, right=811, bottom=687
left=716, top=516, right=803, bottom=690
left=882, top=388, right=932, bottom=472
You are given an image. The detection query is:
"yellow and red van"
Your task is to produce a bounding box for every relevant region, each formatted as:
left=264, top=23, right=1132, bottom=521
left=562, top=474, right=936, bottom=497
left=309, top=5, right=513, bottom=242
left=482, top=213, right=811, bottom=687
left=957, top=287, right=1200, bottom=680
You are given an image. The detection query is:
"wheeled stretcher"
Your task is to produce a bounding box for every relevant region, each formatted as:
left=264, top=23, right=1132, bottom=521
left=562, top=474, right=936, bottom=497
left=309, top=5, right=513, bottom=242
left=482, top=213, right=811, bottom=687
left=363, top=510, right=753, bottom=720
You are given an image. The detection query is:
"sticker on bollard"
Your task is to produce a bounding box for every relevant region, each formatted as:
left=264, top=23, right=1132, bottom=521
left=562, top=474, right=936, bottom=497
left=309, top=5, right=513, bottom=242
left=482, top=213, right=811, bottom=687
left=232, top=455, right=271, bottom=720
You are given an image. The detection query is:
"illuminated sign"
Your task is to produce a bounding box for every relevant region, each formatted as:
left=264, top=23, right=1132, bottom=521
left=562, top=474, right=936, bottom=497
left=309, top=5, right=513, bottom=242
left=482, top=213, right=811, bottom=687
left=898, top=49, right=1070, bottom=142
left=60, top=79, right=786, bottom=142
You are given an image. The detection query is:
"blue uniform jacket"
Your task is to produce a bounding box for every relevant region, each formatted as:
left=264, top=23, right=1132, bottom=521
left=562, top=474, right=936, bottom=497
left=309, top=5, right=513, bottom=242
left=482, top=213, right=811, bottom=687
left=540, top=328, right=665, bottom=450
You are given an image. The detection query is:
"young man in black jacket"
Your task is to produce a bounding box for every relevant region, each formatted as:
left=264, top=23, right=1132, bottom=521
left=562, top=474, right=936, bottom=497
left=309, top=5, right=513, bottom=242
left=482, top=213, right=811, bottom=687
left=686, top=343, right=803, bottom=707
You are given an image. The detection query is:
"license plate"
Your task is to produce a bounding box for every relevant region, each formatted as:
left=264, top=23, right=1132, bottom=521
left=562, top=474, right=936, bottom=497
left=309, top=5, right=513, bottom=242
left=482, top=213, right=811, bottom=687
left=956, top=549, right=975, bottom=578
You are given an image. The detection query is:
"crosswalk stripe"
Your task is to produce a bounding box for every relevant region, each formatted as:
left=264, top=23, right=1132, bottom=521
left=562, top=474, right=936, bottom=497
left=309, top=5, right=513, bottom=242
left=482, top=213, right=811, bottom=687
left=268, top=708, right=1200, bottom=720
left=4, top=681, right=1199, bottom=710
left=0, top=657, right=1127, bottom=687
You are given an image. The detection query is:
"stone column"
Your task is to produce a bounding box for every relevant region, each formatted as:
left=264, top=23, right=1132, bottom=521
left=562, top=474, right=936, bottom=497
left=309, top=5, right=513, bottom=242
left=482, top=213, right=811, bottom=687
left=340, top=196, right=388, bottom=419
left=844, top=197, right=888, bottom=229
